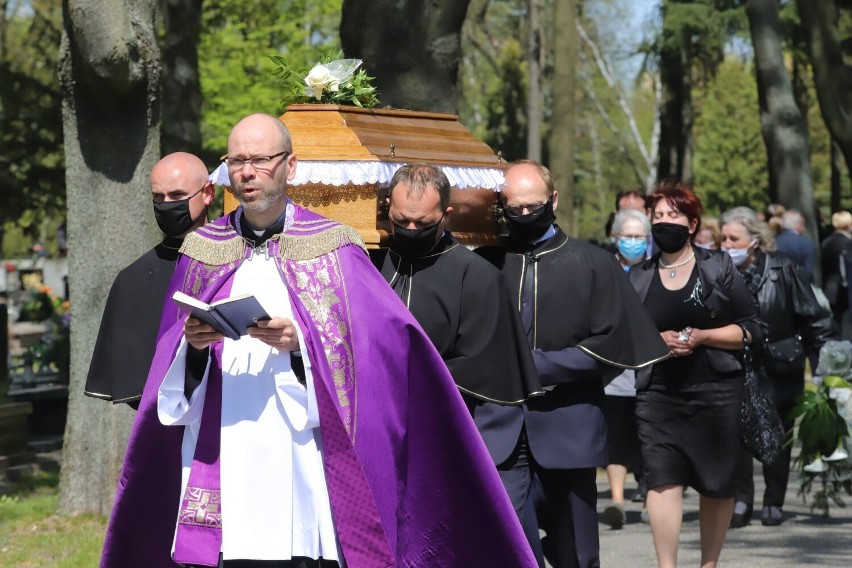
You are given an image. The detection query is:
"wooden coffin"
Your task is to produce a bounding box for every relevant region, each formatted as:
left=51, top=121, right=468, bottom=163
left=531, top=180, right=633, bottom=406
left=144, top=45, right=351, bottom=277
left=223, top=105, right=506, bottom=248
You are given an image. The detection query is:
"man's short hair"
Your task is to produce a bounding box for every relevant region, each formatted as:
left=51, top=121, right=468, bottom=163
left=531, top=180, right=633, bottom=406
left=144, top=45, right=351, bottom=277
left=389, top=164, right=451, bottom=210
left=615, top=189, right=645, bottom=211
left=272, top=117, right=294, bottom=152
left=509, top=159, right=555, bottom=195
left=832, top=211, right=852, bottom=232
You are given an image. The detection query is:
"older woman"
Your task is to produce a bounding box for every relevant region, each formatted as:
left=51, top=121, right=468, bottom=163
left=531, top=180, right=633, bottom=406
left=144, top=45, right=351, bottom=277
left=601, top=209, right=651, bottom=528
left=720, top=207, right=835, bottom=528
left=628, top=181, right=763, bottom=568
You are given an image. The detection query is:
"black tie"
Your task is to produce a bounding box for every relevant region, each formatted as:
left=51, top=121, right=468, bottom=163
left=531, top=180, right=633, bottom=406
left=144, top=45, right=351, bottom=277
left=521, top=252, right=537, bottom=344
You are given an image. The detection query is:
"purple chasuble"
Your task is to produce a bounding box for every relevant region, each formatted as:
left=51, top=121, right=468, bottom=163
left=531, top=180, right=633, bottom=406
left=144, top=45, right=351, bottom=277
left=99, top=205, right=537, bottom=568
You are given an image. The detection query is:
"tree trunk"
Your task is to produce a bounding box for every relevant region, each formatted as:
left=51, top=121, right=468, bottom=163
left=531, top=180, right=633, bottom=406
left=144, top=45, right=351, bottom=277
left=58, top=0, right=161, bottom=516
left=657, top=12, right=693, bottom=182
left=159, top=0, right=202, bottom=156
left=746, top=0, right=818, bottom=244
left=340, top=0, right=472, bottom=113
left=549, top=0, right=577, bottom=235
left=797, top=0, right=852, bottom=185
left=831, top=139, right=844, bottom=213
left=526, top=0, right=543, bottom=161
left=0, top=0, right=8, bottom=253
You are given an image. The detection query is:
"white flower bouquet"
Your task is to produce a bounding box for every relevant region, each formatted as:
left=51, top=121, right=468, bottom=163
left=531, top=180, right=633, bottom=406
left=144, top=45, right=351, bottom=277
left=270, top=52, right=380, bottom=108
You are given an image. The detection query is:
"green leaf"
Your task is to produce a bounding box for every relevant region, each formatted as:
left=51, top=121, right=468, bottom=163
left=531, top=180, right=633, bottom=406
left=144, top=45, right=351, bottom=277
left=823, top=375, right=852, bottom=388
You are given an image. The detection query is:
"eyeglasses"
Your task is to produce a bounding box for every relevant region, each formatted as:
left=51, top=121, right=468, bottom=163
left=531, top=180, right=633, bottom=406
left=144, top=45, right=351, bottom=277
left=222, top=151, right=290, bottom=170
left=503, top=197, right=552, bottom=217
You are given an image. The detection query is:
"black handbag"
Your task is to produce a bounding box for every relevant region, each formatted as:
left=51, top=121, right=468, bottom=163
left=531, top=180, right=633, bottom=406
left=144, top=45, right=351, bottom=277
left=763, top=335, right=805, bottom=376
left=739, top=327, right=786, bottom=464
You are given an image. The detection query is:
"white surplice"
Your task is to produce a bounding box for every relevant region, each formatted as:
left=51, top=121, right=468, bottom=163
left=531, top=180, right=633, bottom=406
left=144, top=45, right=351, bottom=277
left=157, top=249, right=339, bottom=562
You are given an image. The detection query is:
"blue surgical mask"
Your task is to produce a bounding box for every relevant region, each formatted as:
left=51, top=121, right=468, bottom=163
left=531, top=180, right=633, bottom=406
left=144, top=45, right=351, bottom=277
left=617, top=237, right=647, bottom=264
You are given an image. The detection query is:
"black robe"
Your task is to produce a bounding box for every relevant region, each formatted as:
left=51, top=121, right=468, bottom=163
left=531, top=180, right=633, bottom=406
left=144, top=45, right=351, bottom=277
left=477, top=227, right=670, bottom=370
left=84, top=238, right=181, bottom=407
left=371, top=233, right=542, bottom=404
left=475, top=226, right=671, bottom=468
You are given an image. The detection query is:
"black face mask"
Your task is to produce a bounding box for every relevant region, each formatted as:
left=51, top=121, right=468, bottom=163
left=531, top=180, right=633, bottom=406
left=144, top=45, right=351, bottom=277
left=391, top=219, right=443, bottom=260
left=504, top=197, right=555, bottom=243
left=153, top=187, right=204, bottom=237
left=652, top=222, right=691, bottom=254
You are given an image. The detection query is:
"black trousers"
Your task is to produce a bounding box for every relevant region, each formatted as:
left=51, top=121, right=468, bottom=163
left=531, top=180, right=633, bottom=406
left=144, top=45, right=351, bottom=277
left=498, top=431, right=601, bottom=568
left=734, top=408, right=795, bottom=508
left=498, top=431, right=545, bottom=567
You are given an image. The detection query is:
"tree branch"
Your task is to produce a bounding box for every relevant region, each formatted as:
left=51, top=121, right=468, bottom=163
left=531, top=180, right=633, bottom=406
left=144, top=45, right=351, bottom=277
left=577, top=19, right=652, bottom=167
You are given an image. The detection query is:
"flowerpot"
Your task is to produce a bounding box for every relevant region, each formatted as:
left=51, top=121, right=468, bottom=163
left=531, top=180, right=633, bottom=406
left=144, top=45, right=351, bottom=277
left=222, top=105, right=506, bottom=248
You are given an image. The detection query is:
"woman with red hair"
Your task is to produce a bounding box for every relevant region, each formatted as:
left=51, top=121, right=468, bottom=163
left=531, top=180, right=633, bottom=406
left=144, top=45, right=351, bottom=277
left=627, top=180, right=764, bottom=568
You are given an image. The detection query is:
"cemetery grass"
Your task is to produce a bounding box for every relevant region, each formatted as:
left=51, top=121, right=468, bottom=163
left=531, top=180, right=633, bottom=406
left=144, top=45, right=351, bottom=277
left=0, top=471, right=105, bottom=567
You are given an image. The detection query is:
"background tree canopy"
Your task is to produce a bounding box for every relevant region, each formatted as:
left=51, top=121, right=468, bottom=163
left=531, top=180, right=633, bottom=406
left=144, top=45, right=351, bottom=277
left=1, top=0, right=850, bottom=249
left=0, top=0, right=64, bottom=257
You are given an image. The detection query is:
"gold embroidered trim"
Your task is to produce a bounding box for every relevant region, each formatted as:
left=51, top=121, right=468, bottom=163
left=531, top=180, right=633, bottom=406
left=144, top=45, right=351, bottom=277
left=287, top=224, right=340, bottom=232
left=83, top=390, right=113, bottom=401
left=456, top=384, right=546, bottom=405
left=577, top=345, right=673, bottom=369
left=180, top=232, right=247, bottom=266
left=293, top=218, right=340, bottom=226
left=278, top=225, right=366, bottom=260
left=200, top=225, right=238, bottom=235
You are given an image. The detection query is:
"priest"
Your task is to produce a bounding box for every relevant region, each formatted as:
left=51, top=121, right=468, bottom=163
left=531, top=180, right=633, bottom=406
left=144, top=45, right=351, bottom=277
left=477, top=160, right=671, bottom=568
left=100, top=114, right=536, bottom=568
left=84, top=152, right=214, bottom=408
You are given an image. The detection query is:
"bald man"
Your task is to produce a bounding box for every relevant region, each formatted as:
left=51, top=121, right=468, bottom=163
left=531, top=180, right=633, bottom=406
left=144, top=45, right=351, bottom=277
left=84, top=152, right=214, bottom=407
left=100, top=114, right=536, bottom=568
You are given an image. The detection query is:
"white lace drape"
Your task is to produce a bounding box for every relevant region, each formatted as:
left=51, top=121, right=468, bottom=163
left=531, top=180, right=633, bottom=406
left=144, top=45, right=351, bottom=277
left=210, top=160, right=505, bottom=191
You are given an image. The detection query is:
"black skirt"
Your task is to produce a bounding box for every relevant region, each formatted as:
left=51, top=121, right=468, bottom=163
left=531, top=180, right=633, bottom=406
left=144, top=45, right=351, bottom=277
left=635, top=379, right=744, bottom=498
left=604, top=395, right=642, bottom=473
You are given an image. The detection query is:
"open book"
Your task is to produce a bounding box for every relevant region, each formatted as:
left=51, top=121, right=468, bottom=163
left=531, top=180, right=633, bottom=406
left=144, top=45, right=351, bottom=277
left=172, top=291, right=271, bottom=341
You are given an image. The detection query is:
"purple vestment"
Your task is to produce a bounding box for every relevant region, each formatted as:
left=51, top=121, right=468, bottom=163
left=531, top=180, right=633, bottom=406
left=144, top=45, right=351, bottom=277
left=100, top=205, right=536, bottom=567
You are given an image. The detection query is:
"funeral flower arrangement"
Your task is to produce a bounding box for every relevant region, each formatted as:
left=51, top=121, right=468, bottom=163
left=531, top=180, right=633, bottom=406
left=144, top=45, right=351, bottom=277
left=270, top=53, right=380, bottom=108
left=17, top=273, right=71, bottom=376
left=791, top=340, right=852, bottom=516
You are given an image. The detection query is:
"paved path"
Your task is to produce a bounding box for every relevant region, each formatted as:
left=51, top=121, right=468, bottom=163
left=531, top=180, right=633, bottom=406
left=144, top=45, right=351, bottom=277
left=594, top=461, right=852, bottom=567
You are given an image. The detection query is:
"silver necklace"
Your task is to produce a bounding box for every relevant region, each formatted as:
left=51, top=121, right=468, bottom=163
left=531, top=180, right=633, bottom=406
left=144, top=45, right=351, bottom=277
left=659, top=251, right=695, bottom=278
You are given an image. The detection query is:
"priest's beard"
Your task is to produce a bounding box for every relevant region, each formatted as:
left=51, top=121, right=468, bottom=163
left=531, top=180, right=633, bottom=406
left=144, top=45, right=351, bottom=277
left=235, top=184, right=287, bottom=218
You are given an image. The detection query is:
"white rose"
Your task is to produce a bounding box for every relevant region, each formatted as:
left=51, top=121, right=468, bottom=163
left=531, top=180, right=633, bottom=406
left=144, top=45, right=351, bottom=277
left=305, top=64, right=331, bottom=100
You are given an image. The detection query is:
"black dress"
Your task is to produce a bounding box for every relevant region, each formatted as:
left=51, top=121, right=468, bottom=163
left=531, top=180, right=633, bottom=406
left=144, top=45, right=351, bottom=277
left=629, top=248, right=763, bottom=499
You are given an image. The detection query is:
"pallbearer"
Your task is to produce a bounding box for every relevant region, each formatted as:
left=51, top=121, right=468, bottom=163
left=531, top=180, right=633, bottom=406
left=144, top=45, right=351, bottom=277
left=477, top=160, right=670, bottom=568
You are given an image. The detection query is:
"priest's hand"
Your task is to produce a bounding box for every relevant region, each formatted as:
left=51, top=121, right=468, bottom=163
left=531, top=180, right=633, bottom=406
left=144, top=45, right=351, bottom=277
left=185, top=317, right=225, bottom=349
left=248, top=317, right=301, bottom=352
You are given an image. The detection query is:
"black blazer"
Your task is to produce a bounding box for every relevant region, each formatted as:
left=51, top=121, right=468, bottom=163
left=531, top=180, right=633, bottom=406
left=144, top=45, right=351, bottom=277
left=629, top=246, right=765, bottom=391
